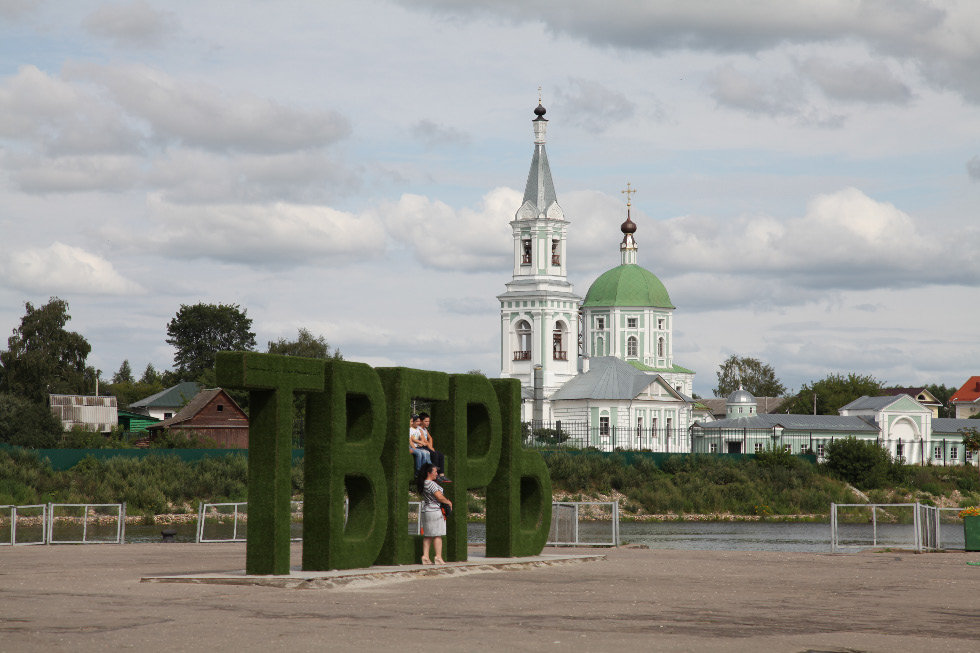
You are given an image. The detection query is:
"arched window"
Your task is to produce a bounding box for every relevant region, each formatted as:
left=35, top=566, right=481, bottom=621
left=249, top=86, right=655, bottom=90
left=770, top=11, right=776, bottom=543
left=553, top=321, right=567, bottom=360
left=514, top=320, right=531, bottom=360
left=551, top=239, right=560, bottom=265
left=626, top=336, right=638, bottom=357
left=658, top=337, right=665, bottom=357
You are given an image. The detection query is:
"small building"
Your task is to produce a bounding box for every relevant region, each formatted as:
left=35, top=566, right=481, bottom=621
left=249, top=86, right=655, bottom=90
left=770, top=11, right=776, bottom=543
left=117, top=409, right=161, bottom=433
left=146, top=388, right=248, bottom=448
left=49, top=395, right=118, bottom=433
left=950, top=377, right=980, bottom=419
left=698, top=396, right=790, bottom=421
left=129, top=382, right=202, bottom=421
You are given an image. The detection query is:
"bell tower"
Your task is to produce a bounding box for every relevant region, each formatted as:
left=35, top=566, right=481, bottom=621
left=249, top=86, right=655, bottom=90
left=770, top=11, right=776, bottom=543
left=497, top=100, right=582, bottom=408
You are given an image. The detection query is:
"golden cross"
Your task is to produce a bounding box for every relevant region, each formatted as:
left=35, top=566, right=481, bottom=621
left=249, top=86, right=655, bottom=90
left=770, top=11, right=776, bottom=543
left=621, top=182, right=637, bottom=207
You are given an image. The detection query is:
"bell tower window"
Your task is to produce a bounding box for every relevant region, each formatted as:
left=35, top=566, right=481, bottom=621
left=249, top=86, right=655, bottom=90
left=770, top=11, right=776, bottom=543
left=553, top=321, right=568, bottom=360
left=551, top=239, right=560, bottom=265
left=658, top=337, right=665, bottom=357
left=514, top=320, right=532, bottom=360
left=521, top=239, right=532, bottom=265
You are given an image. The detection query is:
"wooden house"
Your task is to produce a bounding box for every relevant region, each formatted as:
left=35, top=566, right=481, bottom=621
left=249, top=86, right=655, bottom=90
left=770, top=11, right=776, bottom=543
left=146, top=388, right=248, bottom=448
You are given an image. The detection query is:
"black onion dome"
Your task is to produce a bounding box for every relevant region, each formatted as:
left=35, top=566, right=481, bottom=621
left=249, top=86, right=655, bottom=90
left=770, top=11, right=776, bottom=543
left=534, top=103, right=547, bottom=118
left=621, top=214, right=637, bottom=235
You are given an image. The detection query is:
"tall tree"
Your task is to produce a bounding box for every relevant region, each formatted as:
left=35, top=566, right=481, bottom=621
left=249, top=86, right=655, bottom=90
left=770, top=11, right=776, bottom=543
left=784, top=373, right=883, bottom=415
left=113, top=360, right=134, bottom=384
left=714, top=355, right=787, bottom=398
left=166, top=303, right=256, bottom=379
left=140, top=363, right=160, bottom=385
left=266, top=328, right=341, bottom=360
left=0, top=297, right=91, bottom=402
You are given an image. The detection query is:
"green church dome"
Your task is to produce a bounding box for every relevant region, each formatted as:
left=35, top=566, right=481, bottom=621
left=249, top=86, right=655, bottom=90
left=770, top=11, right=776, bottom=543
left=583, top=264, right=674, bottom=309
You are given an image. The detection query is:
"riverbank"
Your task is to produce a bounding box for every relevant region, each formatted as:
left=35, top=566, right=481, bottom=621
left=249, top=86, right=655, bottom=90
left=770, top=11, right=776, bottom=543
left=3, top=542, right=979, bottom=652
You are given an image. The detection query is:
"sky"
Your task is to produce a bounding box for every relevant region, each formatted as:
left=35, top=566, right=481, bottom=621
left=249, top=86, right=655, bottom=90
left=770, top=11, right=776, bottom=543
left=0, top=0, right=978, bottom=398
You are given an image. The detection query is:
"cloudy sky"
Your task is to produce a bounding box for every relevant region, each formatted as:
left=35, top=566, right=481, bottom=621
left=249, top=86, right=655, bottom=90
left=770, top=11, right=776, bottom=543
left=1, top=0, right=978, bottom=398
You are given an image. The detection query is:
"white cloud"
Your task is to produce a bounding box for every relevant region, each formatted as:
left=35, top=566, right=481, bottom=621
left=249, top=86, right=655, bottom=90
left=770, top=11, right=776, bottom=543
left=378, top=187, right=518, bottom=271
left=0, top=65, right=141, bottom=155
left=0, top=243, right=142, bottom=295
left=555, top=78, right=636, bottom=132
left=797, top=57, right=912, bottom=104
left=147, top=195, right=384, bottom=267
left=411, top=120, right=471, bottom=148
left=83, top=1, right=180, bottom=48
left=7, top=153, right=143, bottom=193
left=68, top=63, right=351, bottom=154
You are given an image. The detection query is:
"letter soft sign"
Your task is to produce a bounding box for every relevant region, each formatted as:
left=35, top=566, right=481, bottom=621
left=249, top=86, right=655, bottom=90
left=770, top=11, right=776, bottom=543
left=216, top=352, right=552, bottom=575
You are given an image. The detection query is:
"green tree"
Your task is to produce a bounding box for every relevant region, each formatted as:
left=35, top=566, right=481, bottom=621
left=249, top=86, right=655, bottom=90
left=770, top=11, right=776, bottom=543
left=140, top=363, right=160, bottom=385
left=266, top=328, right=341, bottom=360
left=823, top=436, right=893, bottom=490
left=785, top=373, right=883, bottom=415
left=0, top=393, right=64, bottom=448
left=714, top=355, right=787, bottom=398
left=925, top=383, right=956, bottom=418
left=165, top=303, right=256, bottom=379
left=0, top=297, right=91, bottom=402
left=962, top=427, right=980, bottom=485
left=113, top=360, right=134, bottom=384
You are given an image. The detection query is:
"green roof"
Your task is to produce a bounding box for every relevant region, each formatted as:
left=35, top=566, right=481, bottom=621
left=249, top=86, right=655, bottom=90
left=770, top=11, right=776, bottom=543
left=583, top=264, right=674, bottom=309
left=626, top=360, right=695, bottom=374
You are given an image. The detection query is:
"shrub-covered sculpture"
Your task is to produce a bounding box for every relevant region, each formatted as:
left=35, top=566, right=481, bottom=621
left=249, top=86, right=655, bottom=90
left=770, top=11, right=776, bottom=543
left=216, top=351, right=552, bottom=575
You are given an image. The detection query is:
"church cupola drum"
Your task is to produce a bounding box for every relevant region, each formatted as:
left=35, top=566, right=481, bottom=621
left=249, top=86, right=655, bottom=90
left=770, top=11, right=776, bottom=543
left=497, top=101, right=582, bottom=411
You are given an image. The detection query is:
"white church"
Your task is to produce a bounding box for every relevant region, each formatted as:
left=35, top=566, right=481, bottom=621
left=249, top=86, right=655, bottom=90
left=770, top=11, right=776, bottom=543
left=497, top=103, right=696, bottom=451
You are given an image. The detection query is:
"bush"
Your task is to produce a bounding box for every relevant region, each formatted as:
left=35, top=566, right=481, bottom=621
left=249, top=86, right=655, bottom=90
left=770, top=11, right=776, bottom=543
left=823, top=437, right=893, bottom=490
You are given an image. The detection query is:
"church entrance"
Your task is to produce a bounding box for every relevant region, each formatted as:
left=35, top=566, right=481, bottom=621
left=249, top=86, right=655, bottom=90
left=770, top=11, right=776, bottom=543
left=727, top=441, right=742, bottom=454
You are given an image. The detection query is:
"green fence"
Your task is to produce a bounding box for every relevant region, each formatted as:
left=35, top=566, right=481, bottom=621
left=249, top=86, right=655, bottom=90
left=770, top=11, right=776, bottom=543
left=0, top=443, right=305, bottom=471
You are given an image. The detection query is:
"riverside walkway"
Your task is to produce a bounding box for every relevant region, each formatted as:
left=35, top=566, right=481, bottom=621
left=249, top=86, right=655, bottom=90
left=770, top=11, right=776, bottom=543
left=1, top=543, right=978, bottom=652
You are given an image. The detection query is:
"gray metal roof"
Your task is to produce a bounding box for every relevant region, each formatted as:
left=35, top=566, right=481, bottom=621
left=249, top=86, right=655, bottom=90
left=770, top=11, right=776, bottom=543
left=129, top=382, right=202, bottom=409
left=727, top=389, right=755, bottom=404
left=550, top=356, right=683, bottom=402
left=932, top=418, right=980, bottom=435
left=694, top=413, right=880, bottom=432
left=840, top=395, right=906, bottom=411
left=522, top=142, right=557, bottom=216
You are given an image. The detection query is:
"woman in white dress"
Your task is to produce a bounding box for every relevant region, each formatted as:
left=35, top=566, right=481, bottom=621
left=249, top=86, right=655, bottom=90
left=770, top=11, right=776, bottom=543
left=416, top=462, right=452, bottom=564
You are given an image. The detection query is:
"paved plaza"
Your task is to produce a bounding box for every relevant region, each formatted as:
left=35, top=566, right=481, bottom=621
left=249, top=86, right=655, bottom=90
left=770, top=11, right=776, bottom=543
left=1, top=542, right=979, bottom=652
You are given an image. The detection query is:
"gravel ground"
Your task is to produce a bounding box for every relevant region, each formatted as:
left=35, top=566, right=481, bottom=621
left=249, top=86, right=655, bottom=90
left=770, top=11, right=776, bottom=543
left=1, top=543, right=978, bottom=652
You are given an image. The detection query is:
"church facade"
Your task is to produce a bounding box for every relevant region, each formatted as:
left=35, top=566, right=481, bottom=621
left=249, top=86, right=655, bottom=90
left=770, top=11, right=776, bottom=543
left=498, top=104, right=695, bottom=450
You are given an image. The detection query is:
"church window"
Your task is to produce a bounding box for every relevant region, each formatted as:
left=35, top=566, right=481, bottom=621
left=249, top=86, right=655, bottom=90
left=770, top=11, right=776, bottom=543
left=657, top=318, right=665, bottom=330
left=627, top=317, right=637, bottom=328
left=521, top=239, right=532, bottom=265
left=626, top=336, right=637, bottom=357
left=784, top=444, right=792, bottom=453
left=596, top=317, right=605, bottom=330
left=738, top=407, right=743, bottom=414
left=553, top=322, right=567, bottom=360
left=935, top=446, right=943, bottom=459
left=599, top=416, right=610, bottom=437
left=514, top=321, right=531, bottom=360
left=754, top=443, right=763, bottom=453
left=951, top=446, right=958, bottom=460
left=966, top=450, right=973, bottom=461
left=817, top=444, right=825, bottom=458
left=551, top=239, right=560, bottom=265
left=710, top=443, right=718, bottom=453
left=658, top=337, right=665, bottom=357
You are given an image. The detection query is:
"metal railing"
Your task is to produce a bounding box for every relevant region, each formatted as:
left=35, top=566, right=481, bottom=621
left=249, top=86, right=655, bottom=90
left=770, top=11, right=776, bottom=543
left=195, top=500, right=423, bottom=543
left=524, top=422, right=692, bottom=452
left=47, top=503, right=126, bottom=544
left=547, top=501, right=619, bottom=547
left=830, top=502, right=949, bottom=553
left=0, top=504, right=48, bottom=545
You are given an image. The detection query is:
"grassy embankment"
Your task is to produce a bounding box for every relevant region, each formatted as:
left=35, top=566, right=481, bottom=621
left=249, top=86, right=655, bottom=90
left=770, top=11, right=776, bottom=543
left=2, top=448, right=978, bottom=522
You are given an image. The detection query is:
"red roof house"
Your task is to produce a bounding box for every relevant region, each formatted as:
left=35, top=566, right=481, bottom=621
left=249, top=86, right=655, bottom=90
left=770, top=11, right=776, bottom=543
left=950, top=377, right=980, bottom=419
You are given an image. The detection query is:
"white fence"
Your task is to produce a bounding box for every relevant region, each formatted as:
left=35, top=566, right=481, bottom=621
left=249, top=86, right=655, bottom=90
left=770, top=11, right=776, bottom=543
left=195, top=500, right=423, bottom=543
left=830, top=502, right=965, bottom=553
left=0, top=504, right=48, bottom=545
left=547, top=501, right=619, bottom=547
left=47, top=503, right=126, bottom=545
